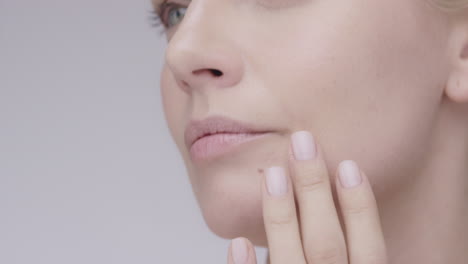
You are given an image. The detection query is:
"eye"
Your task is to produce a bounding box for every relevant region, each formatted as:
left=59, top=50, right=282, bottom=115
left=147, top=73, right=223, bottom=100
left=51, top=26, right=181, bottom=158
left=160, top=3, right=187, bottom=29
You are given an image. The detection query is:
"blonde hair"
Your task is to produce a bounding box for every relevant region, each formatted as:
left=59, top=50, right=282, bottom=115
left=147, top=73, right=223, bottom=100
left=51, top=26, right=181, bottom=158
left=431, top=0, right=468, bottom=12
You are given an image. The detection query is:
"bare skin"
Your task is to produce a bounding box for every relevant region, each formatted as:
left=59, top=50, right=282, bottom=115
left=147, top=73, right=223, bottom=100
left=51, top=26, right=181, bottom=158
left=152, top=0, right=468, bottom=263
left=228, top=133, right=387, bottom=263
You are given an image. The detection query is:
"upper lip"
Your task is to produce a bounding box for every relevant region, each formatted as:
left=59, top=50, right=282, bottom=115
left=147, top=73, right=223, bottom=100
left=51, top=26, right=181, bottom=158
left=185, top=115, right=272, bottom=149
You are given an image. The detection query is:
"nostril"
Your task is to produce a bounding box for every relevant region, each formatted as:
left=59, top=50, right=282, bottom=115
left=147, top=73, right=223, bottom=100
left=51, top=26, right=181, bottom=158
left=193, top=69, right=223, bottom=77
left=210, top=69, right=223, bottom=77
left=192, top=69, right=223, bottom=77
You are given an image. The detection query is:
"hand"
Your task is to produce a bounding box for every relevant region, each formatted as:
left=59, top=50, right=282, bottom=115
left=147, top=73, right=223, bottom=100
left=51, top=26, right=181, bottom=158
left=227, top=131, right=388, bottom=264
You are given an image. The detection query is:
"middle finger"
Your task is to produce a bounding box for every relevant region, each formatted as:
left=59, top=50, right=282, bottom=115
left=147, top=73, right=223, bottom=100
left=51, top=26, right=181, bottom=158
left=289, top=131, right=348, bottom=263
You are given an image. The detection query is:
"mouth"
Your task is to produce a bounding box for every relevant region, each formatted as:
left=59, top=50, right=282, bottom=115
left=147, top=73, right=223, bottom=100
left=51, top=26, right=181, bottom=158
left=184, top=115, right=275, bottom=162
left=189, top=131, right=272, bottom=161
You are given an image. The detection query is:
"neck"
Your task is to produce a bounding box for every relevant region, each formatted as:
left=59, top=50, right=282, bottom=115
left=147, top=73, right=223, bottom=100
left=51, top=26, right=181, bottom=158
left=380, top=99, right=468, bottom=263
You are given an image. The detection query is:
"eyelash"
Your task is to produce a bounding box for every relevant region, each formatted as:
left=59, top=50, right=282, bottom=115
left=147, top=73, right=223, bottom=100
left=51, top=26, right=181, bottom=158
left=150, top=1, right=184, bottom=36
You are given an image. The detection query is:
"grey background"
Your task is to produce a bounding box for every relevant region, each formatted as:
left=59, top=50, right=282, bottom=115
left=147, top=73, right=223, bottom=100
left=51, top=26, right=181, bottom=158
left=0, top=0, right=268, bottom=263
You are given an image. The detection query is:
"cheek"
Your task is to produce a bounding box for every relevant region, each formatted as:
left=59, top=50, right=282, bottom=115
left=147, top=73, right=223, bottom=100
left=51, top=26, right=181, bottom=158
left=161, top=67, right=207, bottom=201
left=191, top=134, right=291, bottom=241
left=265, top=0, right=448, bottom=197
left=160, top=65, right=192, bottom=163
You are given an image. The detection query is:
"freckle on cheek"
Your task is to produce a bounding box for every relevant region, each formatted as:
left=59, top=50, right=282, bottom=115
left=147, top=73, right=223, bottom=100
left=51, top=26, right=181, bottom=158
left=257, top=168, right=264, bottom=174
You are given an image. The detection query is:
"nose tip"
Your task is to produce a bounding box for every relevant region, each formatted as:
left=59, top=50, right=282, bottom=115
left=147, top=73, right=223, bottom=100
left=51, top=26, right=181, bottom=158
left=164, top=32, right=244, bottom=94
left=173, top=68, right=226, bottom=92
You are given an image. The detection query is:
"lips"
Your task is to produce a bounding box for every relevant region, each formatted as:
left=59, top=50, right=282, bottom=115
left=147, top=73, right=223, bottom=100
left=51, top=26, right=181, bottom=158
left=184, top=115, right=273, bottom=150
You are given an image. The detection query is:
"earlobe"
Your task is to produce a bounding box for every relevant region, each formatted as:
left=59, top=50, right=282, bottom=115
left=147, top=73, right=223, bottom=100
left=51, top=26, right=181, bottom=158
left=445, top=28, right=468, bottom=103
left=446, top=69, right=468, bottom=103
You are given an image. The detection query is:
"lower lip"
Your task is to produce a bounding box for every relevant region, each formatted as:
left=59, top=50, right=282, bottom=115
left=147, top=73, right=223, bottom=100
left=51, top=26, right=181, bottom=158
left=189, top=132, right=271, bottom=162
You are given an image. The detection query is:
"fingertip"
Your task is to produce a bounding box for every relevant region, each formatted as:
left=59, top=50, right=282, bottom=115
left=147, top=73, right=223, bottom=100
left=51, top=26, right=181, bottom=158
left=229, top=237, right=257, bottom=264
left=244, top=239, right=258, bottom=264
left=336, top=160, right=363, bottom=189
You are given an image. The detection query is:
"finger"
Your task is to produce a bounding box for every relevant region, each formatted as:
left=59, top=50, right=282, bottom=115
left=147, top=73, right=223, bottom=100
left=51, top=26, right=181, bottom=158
left=289, top=131, right=348, bottom=264
left=335, top=161, right=388, bottom=264
left=262, top=166, right=307, bottom=264
left=228, top=237, right=257, bottom=264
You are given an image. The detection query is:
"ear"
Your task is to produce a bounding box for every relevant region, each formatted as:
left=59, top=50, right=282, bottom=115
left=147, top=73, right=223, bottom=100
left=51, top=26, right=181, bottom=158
left=445, top=18, right=468, bottom=103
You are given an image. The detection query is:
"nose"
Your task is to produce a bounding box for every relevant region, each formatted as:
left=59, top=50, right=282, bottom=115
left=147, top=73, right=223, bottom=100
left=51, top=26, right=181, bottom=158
left=164, top=2, right=244, bottom=94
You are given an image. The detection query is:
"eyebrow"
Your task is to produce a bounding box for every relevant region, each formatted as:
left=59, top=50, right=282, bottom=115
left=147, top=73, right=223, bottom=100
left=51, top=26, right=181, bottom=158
left=153, top=0, right=192, bottom=5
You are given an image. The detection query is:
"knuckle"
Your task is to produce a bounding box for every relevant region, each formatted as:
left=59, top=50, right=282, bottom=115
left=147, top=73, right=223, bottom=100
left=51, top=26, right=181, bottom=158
left=293, top=162, right=329, bottom=193
left=267, top=217, right=295, bottom=229
left=342, top=202, right=373, bottom=216
left=306, top=247, right=344, bottom=264
left=266, top=208, right=297, bottom=229
left=296, top=170, right=328, bottom=192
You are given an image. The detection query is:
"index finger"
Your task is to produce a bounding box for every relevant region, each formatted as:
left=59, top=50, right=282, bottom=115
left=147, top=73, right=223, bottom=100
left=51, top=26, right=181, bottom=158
left=261, top=166, right=307, bottom=264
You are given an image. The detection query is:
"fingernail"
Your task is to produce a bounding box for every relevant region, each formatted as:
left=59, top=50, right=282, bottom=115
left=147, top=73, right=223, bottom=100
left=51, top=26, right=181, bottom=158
left=265, top=166, right=288, bottom=196
left=232, top=237, right=248, bottom=264
left=291, top=131, right=317, bottom=161
left=338, top=160, right=362, bottom=188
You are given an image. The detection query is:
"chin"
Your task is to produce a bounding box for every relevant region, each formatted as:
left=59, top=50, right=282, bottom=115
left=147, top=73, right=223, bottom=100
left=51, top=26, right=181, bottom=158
left=195, top=170, right=267, bottom=244
left=183, top=135, right=290, bottom=245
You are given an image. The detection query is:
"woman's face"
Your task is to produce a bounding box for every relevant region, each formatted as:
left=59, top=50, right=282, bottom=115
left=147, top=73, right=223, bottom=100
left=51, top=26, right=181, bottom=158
left=158, top=0, right=451, bottom=245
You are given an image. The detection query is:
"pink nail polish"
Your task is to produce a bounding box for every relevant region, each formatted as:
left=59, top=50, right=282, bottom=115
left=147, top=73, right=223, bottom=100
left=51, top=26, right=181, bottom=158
left=232, top=238, right=248, bottom=264
left=291, top=131, right=317, bottom=161
left=265, top=166, right=288, bottom=196
left=338, top=160, right=362, bottom=188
